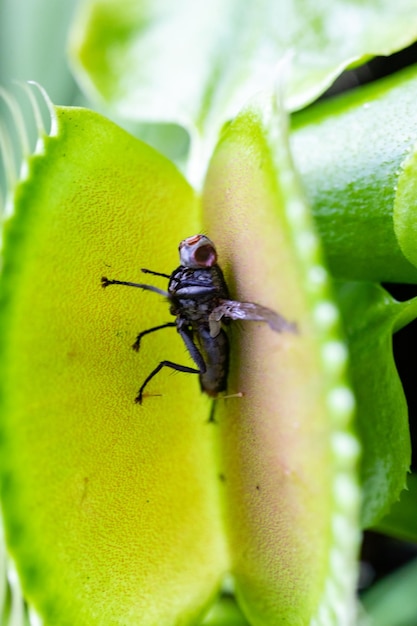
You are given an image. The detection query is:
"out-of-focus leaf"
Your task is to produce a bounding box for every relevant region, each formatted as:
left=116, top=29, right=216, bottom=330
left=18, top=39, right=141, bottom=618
left=69, top=0, right=417, bottom=170
left=362, top=557, right=417, bottom=626
left=292, top=64, right=417, bottom=283
left=0, top=0, right=80, bottom=104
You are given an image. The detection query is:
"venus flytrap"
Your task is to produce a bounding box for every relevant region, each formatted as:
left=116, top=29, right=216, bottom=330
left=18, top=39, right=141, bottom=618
left=0, top=83, right=360, bottom=625
left=3, top=0, right=417, bottom=624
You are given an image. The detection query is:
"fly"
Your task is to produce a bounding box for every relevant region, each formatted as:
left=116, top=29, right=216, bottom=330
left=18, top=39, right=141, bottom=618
left=101, top=234, right=296, bottom=404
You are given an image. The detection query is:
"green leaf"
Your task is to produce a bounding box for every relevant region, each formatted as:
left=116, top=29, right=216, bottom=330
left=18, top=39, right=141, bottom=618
left=335, top=282, right=415, bottom=528
left=202, top=98, right=360, bottom=625
left=394, top=138, right=417, bottom=271
left=375, top=473, right=417, bottom=543
left=0, top=106, right=228, bottom=626
left=69, top=0, right=417, bottom=148
left=291, top=64, right=417, bottom=283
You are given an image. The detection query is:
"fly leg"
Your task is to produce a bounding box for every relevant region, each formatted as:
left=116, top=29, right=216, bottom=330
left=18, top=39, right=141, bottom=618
left=177, top=325, right=207, bottom=372
left=132, top=322, right=176, bottom=351
left=141, top=268, right=171, bottom=279
left=136, top=361, right=201, bottom=404
left=101, top=276, right=168, bottom=297
left=136, top=325, right=207, bottom=404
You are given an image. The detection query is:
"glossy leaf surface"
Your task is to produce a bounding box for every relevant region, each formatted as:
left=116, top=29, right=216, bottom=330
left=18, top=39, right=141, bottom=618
left=291, top=64, right=417, bottom=283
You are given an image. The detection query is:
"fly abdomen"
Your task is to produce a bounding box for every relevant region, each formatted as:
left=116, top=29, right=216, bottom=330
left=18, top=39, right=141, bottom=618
left=197, top=326, right=229, bottom=396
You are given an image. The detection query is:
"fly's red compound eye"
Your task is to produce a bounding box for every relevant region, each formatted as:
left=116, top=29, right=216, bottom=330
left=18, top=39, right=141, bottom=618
left=193, top=243, right=217, bottom=267
left=179, top=235, right=217, bottom=268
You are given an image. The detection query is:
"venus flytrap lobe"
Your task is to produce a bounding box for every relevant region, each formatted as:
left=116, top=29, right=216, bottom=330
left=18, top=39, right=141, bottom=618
left=199, top=100, right=360, bottom=625
left=0, top=89, right=361, bottom=626
left=0, top=102, right=230, bottom=626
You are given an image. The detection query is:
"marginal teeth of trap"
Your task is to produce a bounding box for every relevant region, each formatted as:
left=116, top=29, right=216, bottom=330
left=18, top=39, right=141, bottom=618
left=0, top=81, right=56, bottom=215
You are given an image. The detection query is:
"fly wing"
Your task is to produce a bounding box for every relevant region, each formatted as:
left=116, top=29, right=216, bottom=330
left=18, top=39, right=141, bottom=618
left=209, top=299, right=297, bottom=337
